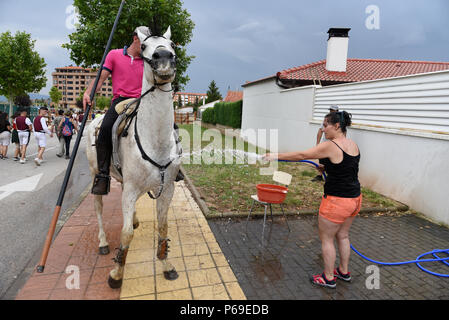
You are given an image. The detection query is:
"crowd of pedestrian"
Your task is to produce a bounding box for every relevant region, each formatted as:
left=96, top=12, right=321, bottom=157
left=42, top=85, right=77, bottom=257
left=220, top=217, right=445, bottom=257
left=0, top=107, right=83, bottom=165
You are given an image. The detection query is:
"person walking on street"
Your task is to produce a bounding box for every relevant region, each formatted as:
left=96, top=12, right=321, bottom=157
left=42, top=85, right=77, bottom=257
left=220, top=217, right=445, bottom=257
left=0, top=112, right=12, bottom=159
left=33, top=107, right=54, bottom=166
left=264, top=111, right=361, bottom=289
left=311, top=105, right=340, bottom=182
left=15, top=109, right=33, bottom=164
left=52, top=109, right=66, bottom=157
left=58, top=111, right=78, bottom=159
left=10, top=111, right=22, bottom=161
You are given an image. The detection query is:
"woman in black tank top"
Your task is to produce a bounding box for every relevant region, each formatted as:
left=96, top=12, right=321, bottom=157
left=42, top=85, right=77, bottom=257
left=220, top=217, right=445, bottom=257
left=264, top=111, right=361, bottom=288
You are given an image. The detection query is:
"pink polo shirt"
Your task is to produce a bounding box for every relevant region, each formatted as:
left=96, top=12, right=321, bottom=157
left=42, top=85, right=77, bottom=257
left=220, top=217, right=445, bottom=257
left=103, top=47, right=144, bottom=100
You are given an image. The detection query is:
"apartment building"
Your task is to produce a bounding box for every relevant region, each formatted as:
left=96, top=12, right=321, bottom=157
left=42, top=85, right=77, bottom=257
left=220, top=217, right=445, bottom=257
left=52, top=66, right=113, bottom=108
left=173, top=92, right=207, bottom=107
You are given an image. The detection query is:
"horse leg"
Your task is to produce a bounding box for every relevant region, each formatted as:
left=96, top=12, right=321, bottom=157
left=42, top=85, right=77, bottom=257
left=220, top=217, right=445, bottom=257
left=108, top=184, right=138, bottom=289
left=94, top=195, right=110, bottom=255
left=156, top=183, right=178, bottom=280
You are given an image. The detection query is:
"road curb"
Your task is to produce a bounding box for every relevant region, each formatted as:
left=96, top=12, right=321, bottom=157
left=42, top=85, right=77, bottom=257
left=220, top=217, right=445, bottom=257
left=181, top=167, right=409, bottom=220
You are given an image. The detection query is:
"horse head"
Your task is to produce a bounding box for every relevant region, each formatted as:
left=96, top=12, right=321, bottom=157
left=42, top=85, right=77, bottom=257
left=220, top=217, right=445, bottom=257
left=137, top=26, right=177, bottom=85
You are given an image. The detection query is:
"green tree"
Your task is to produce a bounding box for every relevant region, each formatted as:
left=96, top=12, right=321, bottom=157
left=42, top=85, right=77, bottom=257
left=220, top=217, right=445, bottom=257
left=0, top=31, right=47, bottom=116
left=49, top=86, right=63, bottom=110
left=96, top=95, right=112, bottom=110
left=206, top=80, right=222, bottom=104
left=14, top=94, right=32, bottom=107
left=63, top=0, right=195, bottom=91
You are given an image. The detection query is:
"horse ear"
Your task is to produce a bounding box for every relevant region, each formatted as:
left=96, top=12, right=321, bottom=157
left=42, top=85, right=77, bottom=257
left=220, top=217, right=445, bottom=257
left=136, top=30, right=147, bottom=43
left=163, top=26, right=171, bottom=40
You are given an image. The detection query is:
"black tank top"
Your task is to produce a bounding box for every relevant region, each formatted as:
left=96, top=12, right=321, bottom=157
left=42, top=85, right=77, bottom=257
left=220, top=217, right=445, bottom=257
left=320, top=140, right=361, bottom=198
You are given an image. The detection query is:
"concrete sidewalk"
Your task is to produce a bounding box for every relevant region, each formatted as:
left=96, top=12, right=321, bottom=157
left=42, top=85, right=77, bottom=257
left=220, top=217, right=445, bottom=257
left=15, top=180, right=246, bottom=300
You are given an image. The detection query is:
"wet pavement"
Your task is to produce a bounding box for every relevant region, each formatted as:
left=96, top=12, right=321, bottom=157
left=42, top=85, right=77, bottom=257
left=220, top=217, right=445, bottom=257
left=208, top=213, right=449, bottom=300
left=13, top=178, right=449, bottom=300
left=14, top=180, right=246, bottom=300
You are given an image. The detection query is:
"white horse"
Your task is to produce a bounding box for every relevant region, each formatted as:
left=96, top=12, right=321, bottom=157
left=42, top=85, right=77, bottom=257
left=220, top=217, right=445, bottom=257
left=86, top=26, right=182, bottom=288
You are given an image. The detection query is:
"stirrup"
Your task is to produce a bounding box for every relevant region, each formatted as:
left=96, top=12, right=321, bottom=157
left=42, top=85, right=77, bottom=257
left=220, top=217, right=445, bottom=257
left=91, top=174, right=111, bottom=195
left=175, top=170, right=184, bottom=182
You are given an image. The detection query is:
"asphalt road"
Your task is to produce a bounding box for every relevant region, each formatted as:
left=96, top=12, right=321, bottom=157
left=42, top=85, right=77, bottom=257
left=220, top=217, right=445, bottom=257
left=0, top=129, right=92, bottom=299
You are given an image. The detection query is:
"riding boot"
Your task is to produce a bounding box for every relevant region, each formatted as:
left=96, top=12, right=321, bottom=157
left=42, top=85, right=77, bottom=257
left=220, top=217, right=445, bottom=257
left=92, top=173, right=111, bottom=195
left=91, top=97, right=126, bottom=195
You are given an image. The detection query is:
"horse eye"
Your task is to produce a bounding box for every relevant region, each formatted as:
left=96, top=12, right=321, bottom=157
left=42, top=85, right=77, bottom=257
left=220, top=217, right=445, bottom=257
left=141, top=44, right=146, bottom=51
left=171, top=42, right=176, bottom=49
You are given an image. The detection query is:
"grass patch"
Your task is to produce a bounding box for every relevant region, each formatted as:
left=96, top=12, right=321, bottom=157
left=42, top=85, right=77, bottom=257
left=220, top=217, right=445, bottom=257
left=179, top=124, right=404, bottom=215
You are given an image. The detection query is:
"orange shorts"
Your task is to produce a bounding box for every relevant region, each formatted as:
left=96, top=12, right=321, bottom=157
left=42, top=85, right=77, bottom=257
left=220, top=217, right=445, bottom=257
left=319, top=194, right=362, bottom=224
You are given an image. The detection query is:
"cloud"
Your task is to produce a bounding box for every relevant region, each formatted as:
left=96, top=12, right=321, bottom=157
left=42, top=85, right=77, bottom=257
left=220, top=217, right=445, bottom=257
left=34, top=38, right=66, bottom=56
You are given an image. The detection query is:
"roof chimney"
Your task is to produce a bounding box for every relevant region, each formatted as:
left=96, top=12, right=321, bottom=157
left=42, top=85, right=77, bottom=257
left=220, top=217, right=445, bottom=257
left=326, top=28, right=351, bottom=72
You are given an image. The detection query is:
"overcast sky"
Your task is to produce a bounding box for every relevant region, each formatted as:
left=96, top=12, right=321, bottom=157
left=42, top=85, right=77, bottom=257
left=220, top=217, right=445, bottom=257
left=0, top=0, right=448, bottom=97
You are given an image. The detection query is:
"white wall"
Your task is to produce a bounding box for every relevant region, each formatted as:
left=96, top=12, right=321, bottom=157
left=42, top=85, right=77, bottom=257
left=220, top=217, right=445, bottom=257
left=314, top=70, right=449, bottom=134
left=241, top=79, right=317, bottom=152
left=242, top=71, right=449, bottom=225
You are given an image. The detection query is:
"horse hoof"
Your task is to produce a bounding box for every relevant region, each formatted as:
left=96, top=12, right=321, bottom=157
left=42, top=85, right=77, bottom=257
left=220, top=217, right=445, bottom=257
left=108, top=276, right=123, bottom=289
left=133, top=222, right=140, bottom=230
left=163, top=269, right=178, bottom=281
left=99, top=246, right=110, bottom=255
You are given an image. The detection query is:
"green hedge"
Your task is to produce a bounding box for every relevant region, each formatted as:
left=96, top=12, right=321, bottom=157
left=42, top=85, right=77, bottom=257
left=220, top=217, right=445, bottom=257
left=202, top=107, right=215, bottom=125
left=202, top=100, right=242, bottom=128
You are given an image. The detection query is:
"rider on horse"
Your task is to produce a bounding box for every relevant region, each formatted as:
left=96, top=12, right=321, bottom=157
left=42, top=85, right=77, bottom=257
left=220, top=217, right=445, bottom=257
left=83, top=26, right=183, bottom=195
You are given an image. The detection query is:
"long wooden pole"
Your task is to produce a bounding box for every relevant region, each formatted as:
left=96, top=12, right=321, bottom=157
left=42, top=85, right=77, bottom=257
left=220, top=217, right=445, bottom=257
left=36, top=0, right=127, bottom=273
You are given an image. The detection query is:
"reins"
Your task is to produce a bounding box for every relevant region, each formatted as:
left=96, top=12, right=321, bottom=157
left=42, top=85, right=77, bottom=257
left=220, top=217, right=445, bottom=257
left=120, top=82, right=180, bottom=200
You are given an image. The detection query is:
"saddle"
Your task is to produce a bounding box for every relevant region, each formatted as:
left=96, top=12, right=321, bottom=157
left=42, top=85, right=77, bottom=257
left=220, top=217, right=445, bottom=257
left=92, top=98, right=182, bottom=179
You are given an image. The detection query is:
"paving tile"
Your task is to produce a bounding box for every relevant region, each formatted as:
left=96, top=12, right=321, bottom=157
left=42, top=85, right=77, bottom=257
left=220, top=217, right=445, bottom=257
left=182, top=243, right=210, bottom=256
left=157, top=288, right=192, bottom=300
left=192, top=284, right=230, bottom=300
left=124, top=262, right=155, bottom=280
left=187, top=268, right=222, bottom=288
left=120, top=277, right=155, bottom=298
left=122, top=294, right=156, bottom=300
left=154, top=257, right=186, bottom=275
left=84, top=282, right=120, bottom=300
left=225, top=282, right=247, bottom=300
left=212, top=253, right=229, bottom=267
left=15, top=288, right=53, bottom=300
left=18, top=273, right=60, bottom=293
left=126, top=248, right=156, bottom=264
left=218, top=266, right=238, bottom=283
left=155, top=271, right=189, bottom=293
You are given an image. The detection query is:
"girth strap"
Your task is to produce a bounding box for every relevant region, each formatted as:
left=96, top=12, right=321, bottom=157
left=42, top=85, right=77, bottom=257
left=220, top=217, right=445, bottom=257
left=134, top=115, right=174, bottom=200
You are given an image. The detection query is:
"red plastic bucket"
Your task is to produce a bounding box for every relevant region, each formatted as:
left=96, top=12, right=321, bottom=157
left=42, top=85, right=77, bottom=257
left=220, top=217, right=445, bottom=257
left=256, top=184, right=288, bottom=204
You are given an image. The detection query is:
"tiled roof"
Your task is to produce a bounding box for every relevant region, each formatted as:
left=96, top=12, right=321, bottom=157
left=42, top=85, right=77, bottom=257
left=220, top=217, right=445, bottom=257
left=277, top=59, right=449, bottom=83
left=224, top=90, right=243, bottom=102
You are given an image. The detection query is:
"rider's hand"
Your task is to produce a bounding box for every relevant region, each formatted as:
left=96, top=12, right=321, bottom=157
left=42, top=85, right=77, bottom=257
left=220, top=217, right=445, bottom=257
left=83, top=90, right=92, bottom=112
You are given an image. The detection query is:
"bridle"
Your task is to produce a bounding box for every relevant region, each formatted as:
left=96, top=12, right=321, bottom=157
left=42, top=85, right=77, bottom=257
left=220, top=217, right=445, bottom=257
left=140, top=35, right=177, bottom=92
